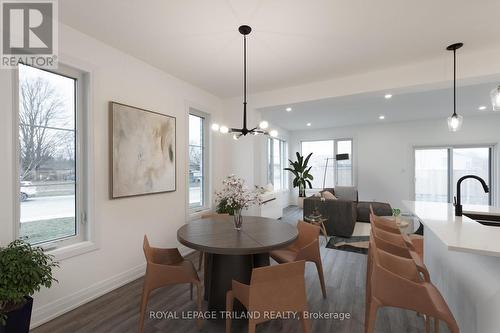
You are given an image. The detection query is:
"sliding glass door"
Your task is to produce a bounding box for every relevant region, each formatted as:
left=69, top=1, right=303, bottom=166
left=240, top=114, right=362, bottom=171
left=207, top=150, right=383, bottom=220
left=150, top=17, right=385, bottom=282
left=414, top=146, right=493, bottom=205
left=452, top=148, right=491, bottom=205
left=415, top=149, right=449, bottom=202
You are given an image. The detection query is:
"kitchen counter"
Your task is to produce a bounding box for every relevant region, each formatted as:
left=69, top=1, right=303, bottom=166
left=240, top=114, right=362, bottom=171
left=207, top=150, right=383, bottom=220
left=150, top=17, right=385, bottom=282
left=403, top=200, right=500, bottom=257
left=403, top=200, right=500, bottom=333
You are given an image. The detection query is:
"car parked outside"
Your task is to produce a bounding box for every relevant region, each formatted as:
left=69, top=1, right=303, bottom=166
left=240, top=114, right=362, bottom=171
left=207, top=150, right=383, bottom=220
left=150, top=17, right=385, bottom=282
left=20, top=181, right=37, bottom=201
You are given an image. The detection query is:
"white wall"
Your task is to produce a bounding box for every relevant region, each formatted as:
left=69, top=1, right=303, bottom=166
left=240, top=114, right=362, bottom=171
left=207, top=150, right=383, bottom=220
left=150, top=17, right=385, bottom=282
left=0, top=23, right=232, bottom=328
left=288, top=114, right=500, bottom=209
left=247, top=45, right=500, bottom=109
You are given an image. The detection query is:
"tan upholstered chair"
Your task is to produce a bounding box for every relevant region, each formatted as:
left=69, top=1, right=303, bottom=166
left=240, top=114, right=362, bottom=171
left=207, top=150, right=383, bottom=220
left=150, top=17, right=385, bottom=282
left=139, top=236, right=202, bottom=332
left=369, top=218, right=428, bottom=281
left=369, top=206, right=424, bottom=257
left=225, top=260, right=311, bottom=333
left=198, top=213, right=229, bottom=270
left=365, top=237, right=459, bottom=333
left=270, top=221, right=326, bottom=298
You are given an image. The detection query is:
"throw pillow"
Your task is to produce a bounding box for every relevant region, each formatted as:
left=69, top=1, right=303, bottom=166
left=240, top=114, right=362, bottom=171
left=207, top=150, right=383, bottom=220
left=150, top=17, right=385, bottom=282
left=321, top=191, right=337, bottom=200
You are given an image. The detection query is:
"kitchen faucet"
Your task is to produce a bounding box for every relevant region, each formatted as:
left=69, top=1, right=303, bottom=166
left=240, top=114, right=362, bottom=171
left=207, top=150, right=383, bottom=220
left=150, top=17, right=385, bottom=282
left=454, top=175, right=489, bottom=216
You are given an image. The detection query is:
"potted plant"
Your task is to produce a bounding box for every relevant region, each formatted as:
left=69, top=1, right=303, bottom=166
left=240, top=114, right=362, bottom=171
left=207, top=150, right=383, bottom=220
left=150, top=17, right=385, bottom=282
left=214, top=175, right=262, bottom=230
left=0, top=240, right=58, bottom=333
left=284, top=152, right=314, bottom=208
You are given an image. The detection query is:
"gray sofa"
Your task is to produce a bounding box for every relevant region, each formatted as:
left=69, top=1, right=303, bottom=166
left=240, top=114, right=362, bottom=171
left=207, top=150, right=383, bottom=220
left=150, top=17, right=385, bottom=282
left=303, top=187, right=392, bottom=237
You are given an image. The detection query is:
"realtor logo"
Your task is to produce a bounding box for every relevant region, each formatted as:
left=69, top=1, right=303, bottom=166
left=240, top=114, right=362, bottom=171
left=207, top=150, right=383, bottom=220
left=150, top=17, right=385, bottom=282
left=1, top=0, right=58, bottom=68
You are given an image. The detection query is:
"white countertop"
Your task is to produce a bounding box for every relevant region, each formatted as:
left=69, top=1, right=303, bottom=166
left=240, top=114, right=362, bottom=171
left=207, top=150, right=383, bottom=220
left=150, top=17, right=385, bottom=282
left=403, top=200, right=500, bottom=257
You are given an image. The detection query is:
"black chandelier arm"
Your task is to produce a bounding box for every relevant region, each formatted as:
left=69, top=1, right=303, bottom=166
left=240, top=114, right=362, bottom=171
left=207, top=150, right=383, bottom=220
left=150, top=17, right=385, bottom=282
left=249, top=128, right=267, bottom=134
left=242, top=33, right=248, bottom=131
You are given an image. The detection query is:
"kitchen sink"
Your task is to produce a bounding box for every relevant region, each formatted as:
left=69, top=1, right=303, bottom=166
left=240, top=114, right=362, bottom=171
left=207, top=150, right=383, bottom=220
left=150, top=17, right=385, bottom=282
left=463, top=213, right=500, bottom=227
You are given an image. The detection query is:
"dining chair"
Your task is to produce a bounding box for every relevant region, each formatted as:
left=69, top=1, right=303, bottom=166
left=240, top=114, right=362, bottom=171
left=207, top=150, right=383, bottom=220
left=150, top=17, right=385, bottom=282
left=270, top=220, right=326, bottom=298
left=225, top=260, right=311, bottom=333
left=365, top=237, right=459, bottom=333
left=369, top=207, right=424, bottom=257
left=140, top=235, right=202, bottom=333
left=198, top=213, right=229, bottom=270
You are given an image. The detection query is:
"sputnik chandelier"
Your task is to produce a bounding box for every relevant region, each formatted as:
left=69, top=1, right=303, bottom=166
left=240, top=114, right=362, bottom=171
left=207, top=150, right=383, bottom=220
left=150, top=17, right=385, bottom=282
left=211, top=25, right=278, bottom=140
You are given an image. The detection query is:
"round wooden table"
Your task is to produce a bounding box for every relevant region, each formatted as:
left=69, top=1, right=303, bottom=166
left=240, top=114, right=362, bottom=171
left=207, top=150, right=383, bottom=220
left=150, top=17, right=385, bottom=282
left=177, top=215, right=298, bottom=314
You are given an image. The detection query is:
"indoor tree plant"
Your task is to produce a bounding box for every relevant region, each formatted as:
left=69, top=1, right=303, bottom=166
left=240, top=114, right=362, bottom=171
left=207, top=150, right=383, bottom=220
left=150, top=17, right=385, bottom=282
left=0, top=240, right=58, bottom=333
left=214, top=175, right=262, bottom=230
left=284, top=152, right=314, bottom=208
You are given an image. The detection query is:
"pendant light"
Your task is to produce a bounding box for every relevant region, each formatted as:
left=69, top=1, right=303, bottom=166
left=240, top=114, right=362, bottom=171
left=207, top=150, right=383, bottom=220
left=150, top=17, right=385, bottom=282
left=491, top=85, right=500, bottom=111
left=446, top=43, right=464, bottom=132
left=211, top=25, right=278, bottom=139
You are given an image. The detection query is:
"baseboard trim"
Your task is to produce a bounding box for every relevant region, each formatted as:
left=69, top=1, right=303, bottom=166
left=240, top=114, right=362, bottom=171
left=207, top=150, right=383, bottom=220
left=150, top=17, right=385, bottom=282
left=30, top=248, right=197, bottom=329
left=30, top=263, right=146, bottom=329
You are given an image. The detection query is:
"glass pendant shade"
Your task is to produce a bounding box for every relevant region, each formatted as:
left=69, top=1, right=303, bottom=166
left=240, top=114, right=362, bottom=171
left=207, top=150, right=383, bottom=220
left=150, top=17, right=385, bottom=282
left=447, top=113, right=463, bottom=132
left=491, top=85, right=500, bottom=111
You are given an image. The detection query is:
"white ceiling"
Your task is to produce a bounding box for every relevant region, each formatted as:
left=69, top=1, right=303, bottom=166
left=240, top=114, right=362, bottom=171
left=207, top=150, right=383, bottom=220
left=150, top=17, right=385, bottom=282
left=60, top=0, right=500, bottom=98
left=258, top=80, right=500, bottom=130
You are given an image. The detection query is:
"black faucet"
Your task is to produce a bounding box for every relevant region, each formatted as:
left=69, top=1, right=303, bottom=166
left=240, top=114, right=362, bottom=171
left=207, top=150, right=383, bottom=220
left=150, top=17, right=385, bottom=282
left=454, top=175, right=489, bottom=216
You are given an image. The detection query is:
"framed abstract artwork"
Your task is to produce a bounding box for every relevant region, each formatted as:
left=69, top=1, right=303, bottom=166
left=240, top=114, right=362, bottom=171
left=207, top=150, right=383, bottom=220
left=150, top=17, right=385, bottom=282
left=110, top=102, right=176, bottom=198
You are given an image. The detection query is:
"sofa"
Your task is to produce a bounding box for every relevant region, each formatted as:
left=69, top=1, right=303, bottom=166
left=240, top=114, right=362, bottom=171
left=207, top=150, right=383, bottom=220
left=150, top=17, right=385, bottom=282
left=303, top=187, right=392, bottom=237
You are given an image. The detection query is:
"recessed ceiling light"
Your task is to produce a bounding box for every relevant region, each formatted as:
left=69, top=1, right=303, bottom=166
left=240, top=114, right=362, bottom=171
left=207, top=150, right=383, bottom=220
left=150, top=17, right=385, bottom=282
left=379, top=115, right=385, bottom=120
left=384, top=94, right=392, bottom=99
left=478, top=105, right=487, bottom=111
left=286, top=107, right=292, bottom=112
left=306, top=123, right=311, bottom=127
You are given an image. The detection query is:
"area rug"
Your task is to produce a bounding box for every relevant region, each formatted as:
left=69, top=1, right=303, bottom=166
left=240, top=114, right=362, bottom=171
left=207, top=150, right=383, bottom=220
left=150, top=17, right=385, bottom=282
left=326, top=235, right=369, bottom=255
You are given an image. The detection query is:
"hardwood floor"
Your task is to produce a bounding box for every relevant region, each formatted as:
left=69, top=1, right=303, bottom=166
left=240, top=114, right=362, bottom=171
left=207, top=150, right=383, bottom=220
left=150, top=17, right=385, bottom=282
left=32, top=206, right=442, bottom=333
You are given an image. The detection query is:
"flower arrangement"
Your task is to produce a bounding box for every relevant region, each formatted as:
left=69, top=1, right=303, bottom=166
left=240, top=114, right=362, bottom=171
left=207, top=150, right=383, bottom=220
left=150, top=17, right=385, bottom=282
left=215, top=175, right=262, bottom=212
left=214, top=175, right=262, bottom=229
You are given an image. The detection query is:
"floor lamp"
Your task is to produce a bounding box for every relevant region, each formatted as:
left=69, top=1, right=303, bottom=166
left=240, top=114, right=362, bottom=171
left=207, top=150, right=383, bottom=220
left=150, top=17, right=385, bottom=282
left=322, top=153, right=349, bottom=189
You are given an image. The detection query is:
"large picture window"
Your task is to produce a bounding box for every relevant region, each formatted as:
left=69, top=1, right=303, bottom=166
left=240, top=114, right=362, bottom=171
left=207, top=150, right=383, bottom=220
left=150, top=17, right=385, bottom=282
left=189, top=110, right=209, bottom=210
left=267, top=138, right=288, bottom=191
left=300, top=139, right=353, bottom=189
left=414, top=146, right=493, bottom=205
left=18, top=64, right=85, bottom=246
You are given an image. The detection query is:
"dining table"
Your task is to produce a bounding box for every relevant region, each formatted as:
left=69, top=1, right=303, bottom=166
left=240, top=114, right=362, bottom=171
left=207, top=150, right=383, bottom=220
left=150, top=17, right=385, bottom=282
left=177, top=215, right=298, bottom=315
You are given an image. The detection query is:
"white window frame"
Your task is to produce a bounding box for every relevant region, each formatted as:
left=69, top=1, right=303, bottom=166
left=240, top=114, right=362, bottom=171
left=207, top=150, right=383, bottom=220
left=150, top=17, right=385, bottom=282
left=188, top=108, right=210, bottom=214
left=299, top=138, right=354, bottom=189
left=13, top=61, right=96, bottom=261
left=267, top=137, right=288, bottom=191
left=412, top=144, right=496, bottom=206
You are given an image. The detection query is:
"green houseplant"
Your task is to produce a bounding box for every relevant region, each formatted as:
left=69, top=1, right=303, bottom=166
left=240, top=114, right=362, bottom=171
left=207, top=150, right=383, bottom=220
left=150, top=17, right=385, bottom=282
left=285, top=152, right=314, bottom=198
left=0, top=240, right=58, bottom=332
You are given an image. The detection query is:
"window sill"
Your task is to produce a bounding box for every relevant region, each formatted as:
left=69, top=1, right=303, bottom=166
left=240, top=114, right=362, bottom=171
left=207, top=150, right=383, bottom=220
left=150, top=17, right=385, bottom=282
left=189, top=208, right=211, bottom=221
left=46, top=240, right=99, bottom=261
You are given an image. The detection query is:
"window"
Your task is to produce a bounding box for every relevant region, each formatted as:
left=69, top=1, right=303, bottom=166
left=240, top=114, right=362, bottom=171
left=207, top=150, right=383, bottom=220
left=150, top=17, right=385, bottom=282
left=300, top=139, right=353, bottom=189
left=336, top=140, right=353, bottom=186
left=18, top=63, right=87, bottom=246
left=267, top=138, right=288, bottom=191
left=414, top=146, right=493, bottom=205
left=189, top=110, right=208, bottom=210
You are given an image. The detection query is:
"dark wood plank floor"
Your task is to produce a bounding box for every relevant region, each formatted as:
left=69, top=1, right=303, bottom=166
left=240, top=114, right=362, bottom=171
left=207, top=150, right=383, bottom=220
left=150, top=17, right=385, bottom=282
left=32, top=206, right=442, bottom=333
